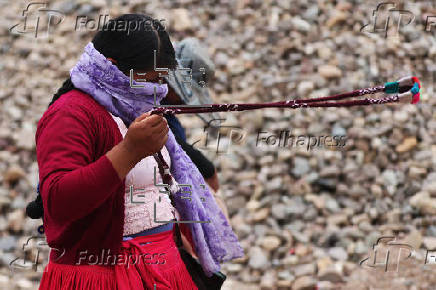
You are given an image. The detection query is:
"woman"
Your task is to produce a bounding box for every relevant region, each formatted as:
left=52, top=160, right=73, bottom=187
left=27, top=14, right=243, bottom=289
left=162, top=37, right=229, bottom=220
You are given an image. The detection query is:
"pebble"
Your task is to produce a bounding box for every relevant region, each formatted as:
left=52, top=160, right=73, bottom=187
left=248, top=247, right=269, bottom=270
left=292, top=157, right=311, bottom=177
left=4, top=165, right=26, bottom=185
left=260, top=236, right=281, bottom=251
left=293, top=263, right=316, bottom=277
left=423, top=237, right=436, bottom=250
left=328, top=247, right=348, bottom=261
left=271, top=203, right=287, bottom=220
left=0, top=235, right=17, bottom=251
left=393, top=110, right=409, bottom=123
left=318, top=263, right=344, bottom=283
left=252, top=208, right=270, bottom=222
left=260, top=270, right=276, bottom=289
left=318, top=65, right=342, bottom=78
left=403, top=229, right=423, bottom=250
left=396, top=137, right=417, bottom=153
left=297, top=81, right=315, bottom=96
left=409, top=167, right=427, bottom=179
left=410, top=191, right=436, bottom=215
left=292, top=17, right=311, bottom=32
left=171, top=9, right=193, bottom=31
left=292, top=276, right=317, bottom=290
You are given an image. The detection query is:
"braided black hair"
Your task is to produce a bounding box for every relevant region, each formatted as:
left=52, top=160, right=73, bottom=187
left=26, top=14, right=177, bottom=220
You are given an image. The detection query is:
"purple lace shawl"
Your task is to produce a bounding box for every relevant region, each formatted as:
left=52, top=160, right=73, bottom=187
left=70, top=42, right=244, bottom=276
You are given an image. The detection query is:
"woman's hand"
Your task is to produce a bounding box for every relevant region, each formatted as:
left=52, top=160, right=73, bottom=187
left=106, top=112, right=169, bottom=180
left=124, top=112, right=169, bottom=159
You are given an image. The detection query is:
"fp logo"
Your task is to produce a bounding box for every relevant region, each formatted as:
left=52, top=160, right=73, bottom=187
left=360, top=2, right=415, bottom=38
left=9, top=2, right=64, bottom=39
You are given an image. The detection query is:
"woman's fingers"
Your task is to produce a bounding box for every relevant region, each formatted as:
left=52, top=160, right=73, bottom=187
left=138, top=114, right=167, bottom=128
left=148, top=120, right=168, bottom=135
left=155, top=125, right=169, bottom=140
left=160, top=133, right=169, bottom=146
left=135, top=112, right=151, bottom=122
left=155, top=126, right=169, bottom=144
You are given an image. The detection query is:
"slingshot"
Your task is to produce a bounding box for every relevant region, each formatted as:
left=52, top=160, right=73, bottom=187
left=151, top=76, right=421, bottom=115
left=151, top=76, right=421, bottom=190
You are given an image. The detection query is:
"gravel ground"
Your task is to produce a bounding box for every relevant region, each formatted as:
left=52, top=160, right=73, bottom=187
left=0, top=0, right=435, bottom=289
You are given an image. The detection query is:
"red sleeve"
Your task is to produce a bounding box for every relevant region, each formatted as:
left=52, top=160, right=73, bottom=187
left=36, top=104, right=123, bottom=224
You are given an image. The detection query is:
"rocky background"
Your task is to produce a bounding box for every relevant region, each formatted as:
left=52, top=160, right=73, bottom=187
left=0, top=0, right=435, bottom=289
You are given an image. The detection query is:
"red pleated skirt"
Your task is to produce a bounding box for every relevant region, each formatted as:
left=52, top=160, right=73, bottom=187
left=39, top=227, right=198, bottom=290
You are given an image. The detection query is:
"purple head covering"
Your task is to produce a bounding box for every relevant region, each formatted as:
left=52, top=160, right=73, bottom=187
left=70, top=42, right=244, bottom=276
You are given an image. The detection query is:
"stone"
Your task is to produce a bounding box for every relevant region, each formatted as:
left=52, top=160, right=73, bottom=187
left=318, top=65, right=342, bottom=78
left=317, top=47, right=332, bottom=60
left=396, top=137, right=417, bottom=153
left=293, top=263, right=316, bottom=277
left=226, top=263, right=242, bottom=273
left=171, top=9, right=193, bottom=31
left=423, top=237, right=436, bottom=250
left=260, top=270, right=276, bottom=289
left=277, top=269, right=294, bottom=281
left=403, top=230, right=422, bottom=250
left=427, top=226, right=436, bottom=237
left=381, top=170, right=399, bottom=187
left=328, top=247, right=348, bottom=261
left=305, top=194, right=325, bottom=209
left=248, top=246, right=269, bottom=269
left=297, top=81, right=315, bottom=96
left=8, top=209, right=24, bottom=232
left=318, top=263, right=344, bottom=283
left=260, top=236, right=281, bottom=251
left=253, top=208, right=270, bottom=222
left=4, top=165, right=26, bottom=185
left=11, top=195, right=26, bottom=209
left=410, top=191, right=436, bottom=215
left=327, top=214, right=348, bottom=226
left=370, top=184, right=383, bottom=197
left=317, top=281, right=335, bottom=290
left=271, top=203, right=287, bottom=219
left=292, top=157, right=310, bottom=177
left=215, top=52, right=229, bottom=66
left=423, top=182, right=436, bottom=196
left=0, top=252, right=15, bottom=267
left=295, top=244, right=311, bottom=256
left=14, top=123, right=35, bottom=150
left=0, top=235, right=17, bottom=251
left=332, top=126, right=346, bottom=137
left=292, top=276, right=317, bottom=290
left=291, top=17, right=311, bottom=32
left=325, top=198, right=339, bottom=212
left=16, top=279, right=34, bottom=289
left=317, top=257, right=333, bottom=273
left=393, top=110, right=409, bottom=123
left=326, top=11, right=348, bottom=27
